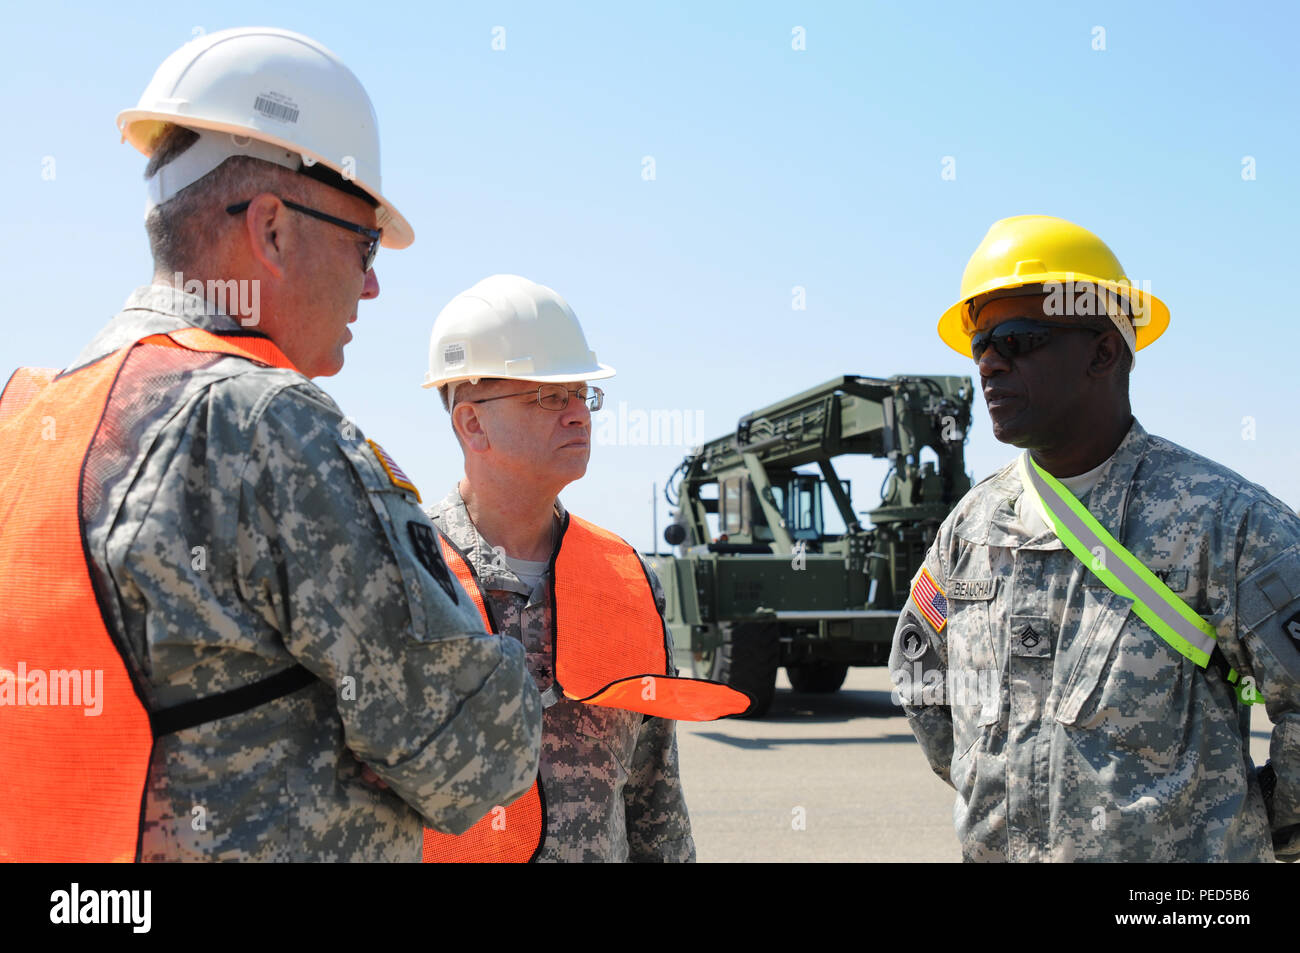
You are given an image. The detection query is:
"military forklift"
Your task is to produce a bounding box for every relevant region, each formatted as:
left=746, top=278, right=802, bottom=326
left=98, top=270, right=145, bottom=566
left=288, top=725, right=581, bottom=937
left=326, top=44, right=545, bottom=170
left=646, top=375, right=974, bottom=716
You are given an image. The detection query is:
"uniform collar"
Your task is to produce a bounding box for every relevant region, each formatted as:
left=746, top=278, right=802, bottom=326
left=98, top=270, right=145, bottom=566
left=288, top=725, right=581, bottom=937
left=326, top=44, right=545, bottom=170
left=962, top=417, right=1149, bottom=549
left=1079, top=416, right=1147, bottom=543
left=980, top=467, right=1060, bottom=550
left=69, top=284, right=251, bottom=372
left=433, top=485, right=567, bottom=598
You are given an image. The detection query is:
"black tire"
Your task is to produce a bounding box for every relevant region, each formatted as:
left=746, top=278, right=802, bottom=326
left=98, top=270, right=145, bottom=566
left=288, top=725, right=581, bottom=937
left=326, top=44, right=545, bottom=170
left=698, top=622, right=779, bottom=718
left=786, top=660, right=849, bottom=694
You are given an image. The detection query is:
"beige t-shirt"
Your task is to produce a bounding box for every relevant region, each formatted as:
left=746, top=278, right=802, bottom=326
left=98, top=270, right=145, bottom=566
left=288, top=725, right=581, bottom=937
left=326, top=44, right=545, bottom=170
left=502, top=554, right=550, bottom=593
left=1016, top=452, right=1114, bottom=537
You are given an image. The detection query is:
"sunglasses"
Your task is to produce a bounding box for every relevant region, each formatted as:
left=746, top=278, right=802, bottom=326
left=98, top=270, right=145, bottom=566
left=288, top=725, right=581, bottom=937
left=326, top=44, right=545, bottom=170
left=970, top=318, right=1100, bottom=362
left=226, top=197, right=382, bottom=272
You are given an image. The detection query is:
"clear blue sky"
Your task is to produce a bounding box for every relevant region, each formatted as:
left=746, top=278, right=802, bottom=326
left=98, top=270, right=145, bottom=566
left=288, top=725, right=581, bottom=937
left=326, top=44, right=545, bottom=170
left=5, top=1, right=1297, bottom=549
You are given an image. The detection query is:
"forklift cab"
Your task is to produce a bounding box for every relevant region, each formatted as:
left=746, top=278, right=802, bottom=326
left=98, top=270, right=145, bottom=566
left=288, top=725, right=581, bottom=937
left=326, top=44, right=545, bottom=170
left=718, top=471, right=824, bottom=550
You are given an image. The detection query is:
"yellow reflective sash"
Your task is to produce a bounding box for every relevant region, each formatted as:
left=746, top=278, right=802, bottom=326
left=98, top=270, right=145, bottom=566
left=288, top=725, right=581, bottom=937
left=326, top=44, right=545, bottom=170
left=1017, top=452, right=1262, bottom=706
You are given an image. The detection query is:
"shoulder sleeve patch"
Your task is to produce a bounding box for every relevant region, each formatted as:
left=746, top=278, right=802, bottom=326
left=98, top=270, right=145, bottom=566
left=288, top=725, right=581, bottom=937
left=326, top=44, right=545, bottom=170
left=910, top=567, right=948, bottom=632
left=1284, top=611, right=1300, bottom=646
left=898, top=613, right=931, bottom=660
left=367, top=439, right=421, bottom=502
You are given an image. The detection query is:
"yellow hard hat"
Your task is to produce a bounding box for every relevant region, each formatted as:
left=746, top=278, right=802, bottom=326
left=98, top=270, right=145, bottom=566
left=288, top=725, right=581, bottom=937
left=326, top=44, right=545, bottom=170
left=937, top=215, right=1169, bottom=357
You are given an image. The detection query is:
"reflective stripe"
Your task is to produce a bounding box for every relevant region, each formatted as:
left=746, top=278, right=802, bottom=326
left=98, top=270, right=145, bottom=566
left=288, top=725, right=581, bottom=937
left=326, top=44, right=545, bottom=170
left=1018, top=452, right=1263, bottom=705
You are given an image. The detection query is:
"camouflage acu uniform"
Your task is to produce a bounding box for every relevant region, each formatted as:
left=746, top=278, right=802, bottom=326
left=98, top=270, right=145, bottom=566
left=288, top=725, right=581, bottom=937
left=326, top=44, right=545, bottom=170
left=428, top=487, right=696, bottom=862
left=77, top=286, right=541, bottom=861
left=890, top=418, right=1300, bottom=862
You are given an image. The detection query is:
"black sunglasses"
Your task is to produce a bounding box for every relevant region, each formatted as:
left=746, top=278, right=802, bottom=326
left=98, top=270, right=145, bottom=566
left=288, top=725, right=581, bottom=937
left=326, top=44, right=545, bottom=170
left=970, top=318, right=1100, bottom=362
left=226, top=198, right=381, bottom=272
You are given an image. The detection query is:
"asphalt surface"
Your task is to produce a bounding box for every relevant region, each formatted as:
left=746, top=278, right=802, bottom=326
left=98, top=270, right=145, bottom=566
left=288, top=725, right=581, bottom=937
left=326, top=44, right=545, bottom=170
left=676, top=666, right=1275, bottom=863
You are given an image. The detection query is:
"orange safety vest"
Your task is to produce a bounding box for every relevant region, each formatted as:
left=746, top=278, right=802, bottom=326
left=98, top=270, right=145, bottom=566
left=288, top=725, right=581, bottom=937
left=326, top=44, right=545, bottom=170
left=422, top=513, right=749, bottom=863
left=0, top=328, right=315, bottom=862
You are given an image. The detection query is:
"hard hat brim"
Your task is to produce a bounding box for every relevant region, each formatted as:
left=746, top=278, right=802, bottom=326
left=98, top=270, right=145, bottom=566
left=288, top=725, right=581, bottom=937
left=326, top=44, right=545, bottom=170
left=116, top=109, right=413, bottom=249
left=422, top=362, right=616, bottom=391
left=937, top=277, right=1170, bottom=358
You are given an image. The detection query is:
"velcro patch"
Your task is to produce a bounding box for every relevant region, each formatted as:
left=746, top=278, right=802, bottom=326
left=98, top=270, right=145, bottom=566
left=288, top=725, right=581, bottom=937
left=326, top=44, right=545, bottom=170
left=368, top=439, right=421, bottom=502
left=949, top=577, right=995, bottom=601
left=1259, top=572, right=1295, bottom=611
left=910, top=567, right=948, bottom=632
left=1152, top=568, right=1189, bottom=593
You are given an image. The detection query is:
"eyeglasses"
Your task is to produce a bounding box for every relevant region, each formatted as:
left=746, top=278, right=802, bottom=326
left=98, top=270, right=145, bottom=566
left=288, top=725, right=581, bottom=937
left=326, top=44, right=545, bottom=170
left=467, top=384, right=604, bottom=412
left=226, top=197, right=382, bottom=272
left=970, top=318, right=1100, bottom=362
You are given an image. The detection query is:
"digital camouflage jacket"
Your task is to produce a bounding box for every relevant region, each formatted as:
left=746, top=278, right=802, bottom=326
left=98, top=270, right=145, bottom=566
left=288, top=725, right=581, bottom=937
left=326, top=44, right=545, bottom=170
left=429, top=487, right=696, bottom=863
left=891, top=418, right=1300, bottom=862
left=76, top=286, right=541, bottom=861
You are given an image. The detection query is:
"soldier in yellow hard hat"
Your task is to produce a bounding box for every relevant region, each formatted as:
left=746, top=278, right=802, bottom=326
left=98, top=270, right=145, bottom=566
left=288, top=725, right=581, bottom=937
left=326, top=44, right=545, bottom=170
left=890, top=214, right=1300, bottom=862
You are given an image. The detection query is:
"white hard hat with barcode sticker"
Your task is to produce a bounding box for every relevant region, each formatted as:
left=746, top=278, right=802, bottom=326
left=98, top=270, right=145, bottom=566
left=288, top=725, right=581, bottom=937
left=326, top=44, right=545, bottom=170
left=423, top=275, right=615, bottom=390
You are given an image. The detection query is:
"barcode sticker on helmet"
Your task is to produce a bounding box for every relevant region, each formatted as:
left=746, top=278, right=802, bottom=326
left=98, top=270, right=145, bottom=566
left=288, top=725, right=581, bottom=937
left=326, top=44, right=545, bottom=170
left=254, top=93, right=300, bottom=124
left=443, top=343, right=466, bottom=369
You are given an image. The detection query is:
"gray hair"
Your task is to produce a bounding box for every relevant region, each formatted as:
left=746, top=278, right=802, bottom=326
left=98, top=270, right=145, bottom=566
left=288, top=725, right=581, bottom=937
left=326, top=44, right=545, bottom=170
left=142, top=124, right=312, bottom=276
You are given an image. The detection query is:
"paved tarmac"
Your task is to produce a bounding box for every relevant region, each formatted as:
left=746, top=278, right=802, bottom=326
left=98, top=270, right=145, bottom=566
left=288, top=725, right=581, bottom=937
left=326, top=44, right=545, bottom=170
left=676, top=666, right=1275, bottom=863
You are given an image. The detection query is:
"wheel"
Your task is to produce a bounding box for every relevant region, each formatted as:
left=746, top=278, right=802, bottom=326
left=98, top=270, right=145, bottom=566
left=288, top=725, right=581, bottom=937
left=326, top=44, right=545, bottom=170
left=786, top=660, right=848, bottom=694
left=695, top=622, right=779, bottom=718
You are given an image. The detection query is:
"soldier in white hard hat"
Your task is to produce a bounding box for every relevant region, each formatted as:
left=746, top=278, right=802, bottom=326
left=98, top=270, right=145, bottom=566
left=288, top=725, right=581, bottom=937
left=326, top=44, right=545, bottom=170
left=0, top=28, right=540, bottom=862
left=420, top=274, right=748, bottom=863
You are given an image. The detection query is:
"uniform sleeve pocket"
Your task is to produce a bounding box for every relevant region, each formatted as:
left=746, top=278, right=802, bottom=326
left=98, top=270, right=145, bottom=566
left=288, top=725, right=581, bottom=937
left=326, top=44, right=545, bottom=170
left=945, top=578, right=1001, bottom=728
left=582, top=709, right=640, bottom=777
left=1237, top=547, right=1300, bottom=683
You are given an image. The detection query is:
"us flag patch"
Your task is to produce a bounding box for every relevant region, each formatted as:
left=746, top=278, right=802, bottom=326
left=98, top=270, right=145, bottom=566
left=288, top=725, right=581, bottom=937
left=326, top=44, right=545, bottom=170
left=910, top=567, right=948, bottom=632
left=368, top=439, right=421, bottom=502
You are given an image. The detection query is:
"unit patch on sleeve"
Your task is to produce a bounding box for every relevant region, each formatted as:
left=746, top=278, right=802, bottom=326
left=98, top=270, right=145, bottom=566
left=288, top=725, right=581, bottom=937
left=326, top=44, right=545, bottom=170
left=910, top=567, right=948, bottom=632
left=407, top=520, right=458, bottom=603
left=368, top=439, right=421, bottom=502
left=898, top=614, right=930, bottom=661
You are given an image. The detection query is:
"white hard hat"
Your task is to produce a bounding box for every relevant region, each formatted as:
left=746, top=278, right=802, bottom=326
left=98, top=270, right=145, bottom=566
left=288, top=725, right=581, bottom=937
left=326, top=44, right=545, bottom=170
left=423, top=275, right=616, bottom=392
left=117, top=26, right=412, bottom=248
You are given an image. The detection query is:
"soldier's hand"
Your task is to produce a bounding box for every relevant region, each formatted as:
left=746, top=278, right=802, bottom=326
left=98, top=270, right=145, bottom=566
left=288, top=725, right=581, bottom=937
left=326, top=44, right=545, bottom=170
left=360, top=763, right=389, bottom=789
